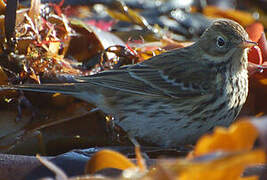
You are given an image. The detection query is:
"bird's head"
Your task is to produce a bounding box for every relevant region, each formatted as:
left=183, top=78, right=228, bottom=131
left=197, top=19, right=256, bottom=64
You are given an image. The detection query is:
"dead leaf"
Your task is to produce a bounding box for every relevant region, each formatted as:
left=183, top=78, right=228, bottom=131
left=85, top=149, right=136, bottom=174
left=28, top=0, right=40, bottom=21
left=158, top=150, right=265, bottom=180
left=203, top=6, right=255, bottom=27
left=246, top=23, right=264, bottom=42
left=193, top=120, right=259, bottom=157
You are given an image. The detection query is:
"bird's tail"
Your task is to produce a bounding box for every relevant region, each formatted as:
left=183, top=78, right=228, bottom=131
left=0, top=83, right=80, bottom=96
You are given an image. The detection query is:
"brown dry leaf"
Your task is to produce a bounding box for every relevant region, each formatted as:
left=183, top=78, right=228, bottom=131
left=28, top=0, right=40, bottom=21
left=46, top=41, right=61, bottom=58
left=0, top=66, right=8, bottom=85
left=203, top=6, right=255, bottom=27
left=106, top=5, right=149, bottom=28
left=0, top=8, right=28, bottom=49
left=259, top=78, right=267, bottom=85
left=85, top=149, right=136, bottom=174
left=133, top=46, right=165, bottom=61
left=67, top=19, right=124, bottom=62
left=13, top=6, right=82, bottom=78
left=157, top=150, right=265, bottom=180
left=0, top=66, right=15, bottom=97
left=0, top=0, right=5, bottom=15
left=28, top=68, right=41, bottom=84
left=160, top=38, right=193, bottom=50
left=128, top=39, right=192, bottom=62
left=192, top=120, right=259, bottom=157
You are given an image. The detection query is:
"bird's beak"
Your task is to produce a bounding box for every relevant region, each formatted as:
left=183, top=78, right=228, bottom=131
left=241, top=40, right=257, bottom=48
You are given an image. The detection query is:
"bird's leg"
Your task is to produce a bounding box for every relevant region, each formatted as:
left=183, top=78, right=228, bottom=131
left=105, top=115, right=131, bottom=145
left=105, top=115, right=118, bottom=145
left=16, top=91, right=37, bottom=122
left=129, top=136, right=150, bottom=165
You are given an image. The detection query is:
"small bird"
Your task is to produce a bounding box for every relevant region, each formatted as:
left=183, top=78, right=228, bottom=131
left=1, top=19, right=256, bottom=147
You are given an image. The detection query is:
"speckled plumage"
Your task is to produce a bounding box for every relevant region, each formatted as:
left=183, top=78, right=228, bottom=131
left=2, top=19, right=254, bottom=147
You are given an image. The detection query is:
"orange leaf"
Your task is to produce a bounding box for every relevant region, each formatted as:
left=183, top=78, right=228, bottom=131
left=203, top=6, right=255, bottom=27
left=193, top=120, right=259, bottom=157
left=259, top=78, right=267, bottom=85
left=246, top=23, right=264, bottom=42
left=85, top=149, right=136, bottom=174
left=171, top=150, right=265, bottom=180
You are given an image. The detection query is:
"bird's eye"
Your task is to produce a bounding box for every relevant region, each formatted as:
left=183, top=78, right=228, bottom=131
left=216, top=36, right=225, bottom=48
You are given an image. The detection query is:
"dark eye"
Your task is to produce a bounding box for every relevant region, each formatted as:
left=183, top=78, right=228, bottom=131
left=216, top=36, right=225, bottom=48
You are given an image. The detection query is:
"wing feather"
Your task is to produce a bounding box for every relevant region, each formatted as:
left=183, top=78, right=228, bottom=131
left=76, top=48, right=217, bottom=98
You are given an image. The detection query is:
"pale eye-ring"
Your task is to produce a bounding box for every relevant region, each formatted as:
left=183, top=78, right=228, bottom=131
left=216, top=36, right=225, bottom=48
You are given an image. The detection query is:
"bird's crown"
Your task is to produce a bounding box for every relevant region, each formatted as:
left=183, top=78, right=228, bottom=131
left=198, top=19, right=250, bottom=58
left=207, top=19, right=249, bottom=41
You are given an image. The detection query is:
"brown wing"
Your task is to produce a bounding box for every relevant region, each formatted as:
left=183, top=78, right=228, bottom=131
left=76, top=49, right=217, bottom=98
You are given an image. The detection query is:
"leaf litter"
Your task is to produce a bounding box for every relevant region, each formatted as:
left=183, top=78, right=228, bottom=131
left=0, top=0, right=267, bottom=179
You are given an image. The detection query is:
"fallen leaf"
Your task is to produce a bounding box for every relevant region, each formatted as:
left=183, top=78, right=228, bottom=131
left=28, top=0, right=40, bottom=21
left=259, top=78, right=267, bottom=85
left=203, top=6, right=255, bottom=27
left=85, top=149, right=136, bottom=174
left=0, top=66, right=8, bottom=85
left=193, top=120, right=259, bottom=157
left=246, top=23, right=264, bottom=42
left=161, top=150, right=265, bottom=180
